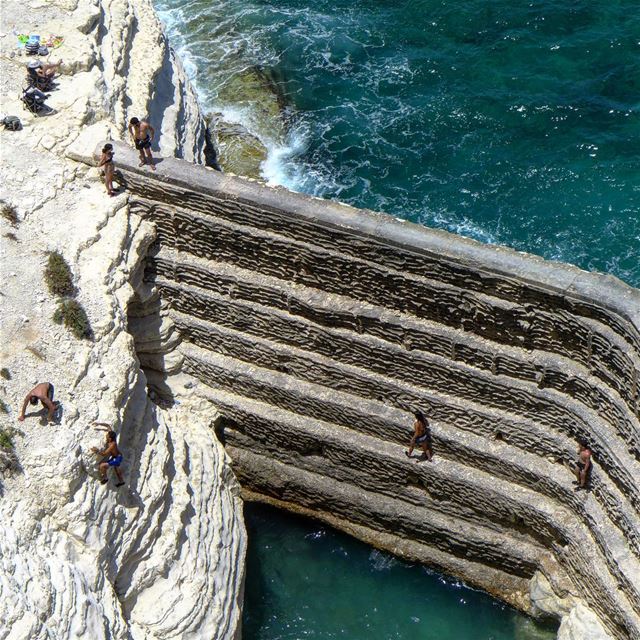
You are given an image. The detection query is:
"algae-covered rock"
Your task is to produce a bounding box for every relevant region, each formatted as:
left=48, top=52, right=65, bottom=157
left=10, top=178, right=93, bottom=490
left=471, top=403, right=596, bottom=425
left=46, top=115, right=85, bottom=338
left=211, top=66, right=290, bottom=178
left=211, top=116, right=268, bottom=179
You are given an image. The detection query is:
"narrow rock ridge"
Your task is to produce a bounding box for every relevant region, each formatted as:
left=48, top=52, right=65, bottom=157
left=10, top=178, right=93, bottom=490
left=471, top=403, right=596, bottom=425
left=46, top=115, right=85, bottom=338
left=104, top=141, right=640, bottom=640
left=0, top=0, right=245, bottom=636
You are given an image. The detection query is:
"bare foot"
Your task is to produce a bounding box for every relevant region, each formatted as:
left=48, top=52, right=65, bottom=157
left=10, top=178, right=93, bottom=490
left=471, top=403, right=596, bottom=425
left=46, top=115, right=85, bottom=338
left=138, top=160, right=146, bottom=167
left=150, top=161, right=156, bottom=171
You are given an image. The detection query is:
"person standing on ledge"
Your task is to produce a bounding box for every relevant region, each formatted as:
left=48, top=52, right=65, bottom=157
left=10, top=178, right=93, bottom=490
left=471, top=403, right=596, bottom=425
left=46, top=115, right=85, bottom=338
left=128, top=117, right=156, bottom=170
left=97, top=143, right=116, bottom=196
left=18, top=382, right=57, bottom=423
left=565, top=439, right=592, bottom=491
left=405, top=410, right=433, bottom=462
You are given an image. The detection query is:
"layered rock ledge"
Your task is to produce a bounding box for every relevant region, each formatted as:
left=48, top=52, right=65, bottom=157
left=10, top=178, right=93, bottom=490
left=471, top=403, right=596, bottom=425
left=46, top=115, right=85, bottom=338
left=0, top=0, right=245, bottom=637
left=99, top=141, right=640, bottom=640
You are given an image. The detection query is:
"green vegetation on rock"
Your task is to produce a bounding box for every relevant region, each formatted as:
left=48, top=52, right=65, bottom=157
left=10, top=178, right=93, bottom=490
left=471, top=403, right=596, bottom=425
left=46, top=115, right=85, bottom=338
left=45, top=251, right=76, bottom=297
left=0, top=428, right=13, bottom=450
left=0, top=200, right=19, bottom=227
left=53, top=299, right=92, bottom=340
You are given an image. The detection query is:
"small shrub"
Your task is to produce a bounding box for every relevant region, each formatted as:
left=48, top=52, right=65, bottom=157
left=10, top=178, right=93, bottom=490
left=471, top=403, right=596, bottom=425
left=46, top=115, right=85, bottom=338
left=0, top=428, right=13, bottom=450
left=0, top=368, right=10, bottom=380
left=4, top=232, right=18, bottom=242
left=45, top=251, right=75, bottom=297
left=0, top=201, right=19, bottom=227
left=0, top=427, right=20, bottom=476
left=0, top=399, right=8, bottom=414
left=53, top=299, right=92, bottom=339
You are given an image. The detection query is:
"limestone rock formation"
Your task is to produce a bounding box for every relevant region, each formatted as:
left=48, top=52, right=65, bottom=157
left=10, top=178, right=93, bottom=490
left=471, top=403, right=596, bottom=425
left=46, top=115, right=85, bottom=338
left=0, top=0, right=245, bottom=637
left=109, top=142, right=640, bottom=640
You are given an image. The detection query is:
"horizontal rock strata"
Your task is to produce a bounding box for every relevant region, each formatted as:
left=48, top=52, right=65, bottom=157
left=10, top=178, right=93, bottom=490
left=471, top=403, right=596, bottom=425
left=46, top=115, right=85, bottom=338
left=108, top=141, right=640, bottom=639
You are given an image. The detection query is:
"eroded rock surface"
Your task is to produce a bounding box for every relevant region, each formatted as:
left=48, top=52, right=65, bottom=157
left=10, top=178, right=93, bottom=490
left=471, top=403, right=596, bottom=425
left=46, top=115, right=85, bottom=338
left=0, top=0, right=245, bottom=637
left=109, top=142, right=640, bottom=640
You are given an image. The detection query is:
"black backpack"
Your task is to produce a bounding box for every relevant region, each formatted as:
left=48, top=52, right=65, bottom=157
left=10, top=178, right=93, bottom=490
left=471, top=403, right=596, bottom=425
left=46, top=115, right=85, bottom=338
left=3, top=116, right=22, bottom=131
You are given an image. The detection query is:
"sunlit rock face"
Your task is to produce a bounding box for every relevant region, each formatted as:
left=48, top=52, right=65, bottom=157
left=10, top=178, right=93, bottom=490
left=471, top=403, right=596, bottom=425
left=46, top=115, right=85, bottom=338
left=113, top=142, right=639, bottom=640
left=0, top=0, right=245, bottom=636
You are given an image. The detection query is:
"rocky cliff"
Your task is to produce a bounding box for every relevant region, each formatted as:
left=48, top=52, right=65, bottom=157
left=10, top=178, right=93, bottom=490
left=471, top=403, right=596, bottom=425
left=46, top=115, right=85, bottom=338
left=0, top=0, right=245, bottom=638
left=104, top=142, right=640, bottom=640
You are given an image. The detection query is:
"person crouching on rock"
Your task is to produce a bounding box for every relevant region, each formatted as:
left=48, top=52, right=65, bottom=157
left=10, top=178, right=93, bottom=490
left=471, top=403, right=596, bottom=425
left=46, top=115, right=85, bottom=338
left=18, top=382, right=57, bottom=423
left=98, top=143, right=116, bottom=196
left=405, top=410, right=433, bottom=462
left=128, top=117, right=156, bottom=170
left=92, top=430, right=125, bottom=486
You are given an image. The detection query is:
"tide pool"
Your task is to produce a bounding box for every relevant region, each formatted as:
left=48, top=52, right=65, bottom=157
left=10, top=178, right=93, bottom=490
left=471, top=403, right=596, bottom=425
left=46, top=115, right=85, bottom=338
left=242, top=503, right=557, bottom=640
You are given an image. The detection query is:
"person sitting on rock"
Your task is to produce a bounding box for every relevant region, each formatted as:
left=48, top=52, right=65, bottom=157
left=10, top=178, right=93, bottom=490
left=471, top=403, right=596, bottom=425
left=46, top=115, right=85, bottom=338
left=18, top=382, right=57, bottom=423
left=128, top=117, right=156, bottom=170
left=405, top=410, right=433, bottom=462
left=565, top=439, right=592, bottom=491
left=92, top=430, right=125, bottom=487
left=29, top=59, right=63, bottom=83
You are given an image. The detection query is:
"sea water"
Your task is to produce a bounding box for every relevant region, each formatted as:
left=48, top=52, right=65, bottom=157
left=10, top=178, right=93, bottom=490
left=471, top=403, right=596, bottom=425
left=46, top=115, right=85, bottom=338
left=151, top=1, right=638, bottom=635
left=155, top=0, right=640, bottom=286
left=243, top=503, right=557, bottom=640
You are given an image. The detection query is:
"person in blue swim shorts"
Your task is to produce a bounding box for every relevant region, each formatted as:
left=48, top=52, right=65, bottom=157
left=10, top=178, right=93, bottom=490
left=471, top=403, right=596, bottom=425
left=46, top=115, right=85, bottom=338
left=92, top=430, right=125, bottom=487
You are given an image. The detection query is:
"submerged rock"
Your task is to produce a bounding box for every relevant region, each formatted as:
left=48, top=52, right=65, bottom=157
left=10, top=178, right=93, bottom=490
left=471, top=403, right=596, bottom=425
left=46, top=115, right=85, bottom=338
left=211, top=66, right=291, bottom=178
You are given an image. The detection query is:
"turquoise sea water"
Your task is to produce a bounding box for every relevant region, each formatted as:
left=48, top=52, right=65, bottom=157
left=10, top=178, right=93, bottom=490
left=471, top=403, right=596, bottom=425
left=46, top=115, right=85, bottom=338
left=155, top=0, right=640, bottom=286
left=243, top=503, right=556, bottom=640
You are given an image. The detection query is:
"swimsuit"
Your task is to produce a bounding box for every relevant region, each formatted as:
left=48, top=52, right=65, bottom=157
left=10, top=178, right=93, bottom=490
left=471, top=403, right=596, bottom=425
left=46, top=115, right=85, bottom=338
left=47, top=383, right=54, bottom=401
left=416, top=432, right=431, bottom=445
left=135, top=134, right=151, bottom=150
left=107, top=454, right=123, bottom=467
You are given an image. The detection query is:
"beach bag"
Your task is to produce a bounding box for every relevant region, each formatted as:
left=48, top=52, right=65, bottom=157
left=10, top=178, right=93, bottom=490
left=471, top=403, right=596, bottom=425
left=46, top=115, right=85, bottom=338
left=38, top=46, right=49, bottom=56
left=3, top=115, right=22, bottom=131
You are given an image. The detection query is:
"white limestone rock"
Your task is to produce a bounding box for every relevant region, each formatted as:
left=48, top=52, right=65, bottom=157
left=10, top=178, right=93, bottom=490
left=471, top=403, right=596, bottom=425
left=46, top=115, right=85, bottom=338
left=0, top=0, right=244, bottom=637
left=557, top=604, right=611, bottom=640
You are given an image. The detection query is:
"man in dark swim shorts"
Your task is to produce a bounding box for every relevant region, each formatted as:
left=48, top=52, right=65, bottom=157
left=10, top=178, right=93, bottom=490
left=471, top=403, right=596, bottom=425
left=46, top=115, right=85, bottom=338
left=405, top=410, right=433, bottom=462
left=565, top=439, right=592, bottom=491
left=18, top=381, right=57, bottom=423
left=128, top=117, right=156, bottom=170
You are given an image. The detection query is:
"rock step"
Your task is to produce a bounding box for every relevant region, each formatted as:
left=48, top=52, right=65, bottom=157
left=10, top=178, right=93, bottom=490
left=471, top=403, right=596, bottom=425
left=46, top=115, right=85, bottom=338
left=172, top=310, right=640, bottom=547
left=149, top=257, right=638, bottom=453
left=197, top=385, right=640, bottom=640
left=127, top=190, right=640, bottom=370
left=232, top=449, right=535, bottom=614
left=202, top=388, right=548, bottom=577
left=161, top=278, right=640, bottom=519
left=182, top=342, right=640, bottom=616
left=185, top=346, right=566, bottom=549
left=132, top=200, right=639, bottom=415
left=181, top=342, right=640, bottom=567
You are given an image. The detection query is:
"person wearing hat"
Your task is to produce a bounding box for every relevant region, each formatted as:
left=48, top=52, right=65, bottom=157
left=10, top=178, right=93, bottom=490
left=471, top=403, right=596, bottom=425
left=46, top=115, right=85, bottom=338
left=18, top=382, right=57, bottom=423
left=27, top=59, right=62, bottom=89
left=35, top=59, right=63, bottom=79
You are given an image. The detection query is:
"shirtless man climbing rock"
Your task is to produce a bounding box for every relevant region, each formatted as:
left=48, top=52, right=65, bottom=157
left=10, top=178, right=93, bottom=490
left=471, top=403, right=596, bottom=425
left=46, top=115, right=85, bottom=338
left=565, top=439, right=593, bottom=491
left=128, top=117, right=156, bottom=170
left=18, top=382, right=57, bottom=423
left=405, top=410, right=433, bottom=462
